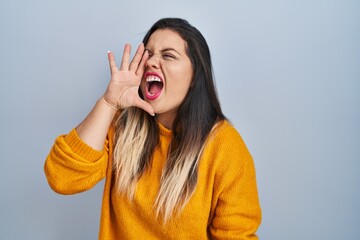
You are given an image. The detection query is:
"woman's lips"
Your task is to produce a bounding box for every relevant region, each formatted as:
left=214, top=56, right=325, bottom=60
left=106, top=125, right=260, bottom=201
left=144, top=72, right=163, bottom=100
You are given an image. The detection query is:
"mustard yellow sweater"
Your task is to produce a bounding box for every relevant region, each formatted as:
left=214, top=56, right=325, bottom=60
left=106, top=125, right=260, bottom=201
left=45, top=120, right=261, bottom=239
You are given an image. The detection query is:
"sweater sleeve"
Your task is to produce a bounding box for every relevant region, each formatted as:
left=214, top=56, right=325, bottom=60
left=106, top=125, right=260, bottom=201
left=44, top=128, right=109, bottom=195
left=209, top=124, right=262, bottom=240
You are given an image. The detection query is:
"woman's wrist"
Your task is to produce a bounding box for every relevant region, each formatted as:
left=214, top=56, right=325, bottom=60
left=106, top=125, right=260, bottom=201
left=101, top=96, right=118, bottom=111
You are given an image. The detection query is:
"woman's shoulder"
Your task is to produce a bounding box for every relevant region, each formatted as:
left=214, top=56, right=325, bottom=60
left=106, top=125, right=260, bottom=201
left=205, top=120, right=252, bottom=160
left=201, top=120, right=254, bottom=188
left=210, top=120, right=245, bottom=145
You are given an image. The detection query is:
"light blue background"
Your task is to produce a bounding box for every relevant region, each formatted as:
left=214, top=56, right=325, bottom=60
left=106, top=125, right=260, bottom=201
left=1, top=0, right=359, bottom=239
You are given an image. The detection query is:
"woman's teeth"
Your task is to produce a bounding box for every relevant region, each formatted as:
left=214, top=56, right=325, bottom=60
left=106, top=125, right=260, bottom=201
left=146, top=76, right=162, bottom=83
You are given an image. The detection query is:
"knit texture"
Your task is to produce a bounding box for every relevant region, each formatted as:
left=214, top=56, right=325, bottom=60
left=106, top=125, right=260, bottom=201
left=44, top=120, right=261, bottom=239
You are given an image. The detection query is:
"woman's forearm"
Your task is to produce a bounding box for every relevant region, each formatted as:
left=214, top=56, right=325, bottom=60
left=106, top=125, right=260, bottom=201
left=75, top=97, right=118, bottom=151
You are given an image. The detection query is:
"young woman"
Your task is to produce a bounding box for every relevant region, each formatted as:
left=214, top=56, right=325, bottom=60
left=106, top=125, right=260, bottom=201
left=45, top=18, right=261, bottom=239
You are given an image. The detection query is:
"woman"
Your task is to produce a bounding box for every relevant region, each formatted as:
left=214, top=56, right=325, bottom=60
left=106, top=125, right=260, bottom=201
left=45, top=18, right=261, bottom=239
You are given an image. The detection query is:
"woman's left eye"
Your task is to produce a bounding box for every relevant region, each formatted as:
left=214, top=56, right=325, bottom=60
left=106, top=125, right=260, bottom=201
left=163, top=54, right=175, bottom=59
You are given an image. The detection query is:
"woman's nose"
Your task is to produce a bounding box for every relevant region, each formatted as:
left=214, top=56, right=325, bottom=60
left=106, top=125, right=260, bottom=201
left=145, top=55, right=160, bottom=69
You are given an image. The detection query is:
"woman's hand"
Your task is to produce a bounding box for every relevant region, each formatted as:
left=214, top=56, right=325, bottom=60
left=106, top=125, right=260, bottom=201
left=103, top=43, right=154, bottom=116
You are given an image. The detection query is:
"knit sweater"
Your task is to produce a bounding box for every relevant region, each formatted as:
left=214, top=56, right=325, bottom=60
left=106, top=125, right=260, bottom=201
left=45, top=120, right=261, bottom=239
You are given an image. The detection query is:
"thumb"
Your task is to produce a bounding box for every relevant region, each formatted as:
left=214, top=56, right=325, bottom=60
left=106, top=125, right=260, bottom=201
left=133, top=98, right=155, bottom=116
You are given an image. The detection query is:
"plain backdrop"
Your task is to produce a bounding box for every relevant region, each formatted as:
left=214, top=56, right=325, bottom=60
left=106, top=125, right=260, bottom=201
left=0, top=0, right=359, bottom=239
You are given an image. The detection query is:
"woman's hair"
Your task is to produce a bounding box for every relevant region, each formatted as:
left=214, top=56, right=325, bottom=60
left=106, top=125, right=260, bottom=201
left=113, top=18, right=226, bottom=222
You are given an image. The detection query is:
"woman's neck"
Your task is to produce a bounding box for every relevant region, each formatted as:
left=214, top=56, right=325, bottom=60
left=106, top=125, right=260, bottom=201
left=155, top=112, right=175, bottom=130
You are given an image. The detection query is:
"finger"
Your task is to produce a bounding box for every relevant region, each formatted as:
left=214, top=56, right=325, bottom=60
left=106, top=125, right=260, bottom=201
left=133, top=98, right=155, bottom=116
left=135, top=49, right=149, bottom=76
left=129, top=43, right=145, bottom=72
left=107, top=51, right=118, bottom=74
left=120, top=44, right=131, bottom=71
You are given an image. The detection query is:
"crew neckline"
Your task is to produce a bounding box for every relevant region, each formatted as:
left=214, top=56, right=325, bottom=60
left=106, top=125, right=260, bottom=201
left=157, top=121, right=172, bottom=137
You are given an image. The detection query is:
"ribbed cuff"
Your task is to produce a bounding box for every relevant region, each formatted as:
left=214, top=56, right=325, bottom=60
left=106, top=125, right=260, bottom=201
left=64, top=128, right=104, bottom=162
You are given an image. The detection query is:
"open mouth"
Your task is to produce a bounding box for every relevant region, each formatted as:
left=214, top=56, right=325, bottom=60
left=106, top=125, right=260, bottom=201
left=144, top=73, right=163, bottom=100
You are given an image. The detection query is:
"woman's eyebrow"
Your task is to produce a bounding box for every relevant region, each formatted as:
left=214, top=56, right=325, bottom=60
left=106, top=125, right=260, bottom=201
left=161, top=48, right=181, bottom=56
left=145, top=48, right=181, bottom=56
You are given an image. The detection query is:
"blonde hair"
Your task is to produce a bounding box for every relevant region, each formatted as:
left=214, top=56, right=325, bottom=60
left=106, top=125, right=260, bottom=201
left=113, top=107, right=216, bottom=222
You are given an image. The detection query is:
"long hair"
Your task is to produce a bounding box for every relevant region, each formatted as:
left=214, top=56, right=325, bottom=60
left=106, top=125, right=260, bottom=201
left=113, top=18, right=226, bottom=222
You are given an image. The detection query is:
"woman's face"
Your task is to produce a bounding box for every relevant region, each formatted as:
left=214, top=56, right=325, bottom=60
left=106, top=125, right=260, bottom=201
left=140, top=29, right=193, bottom=128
